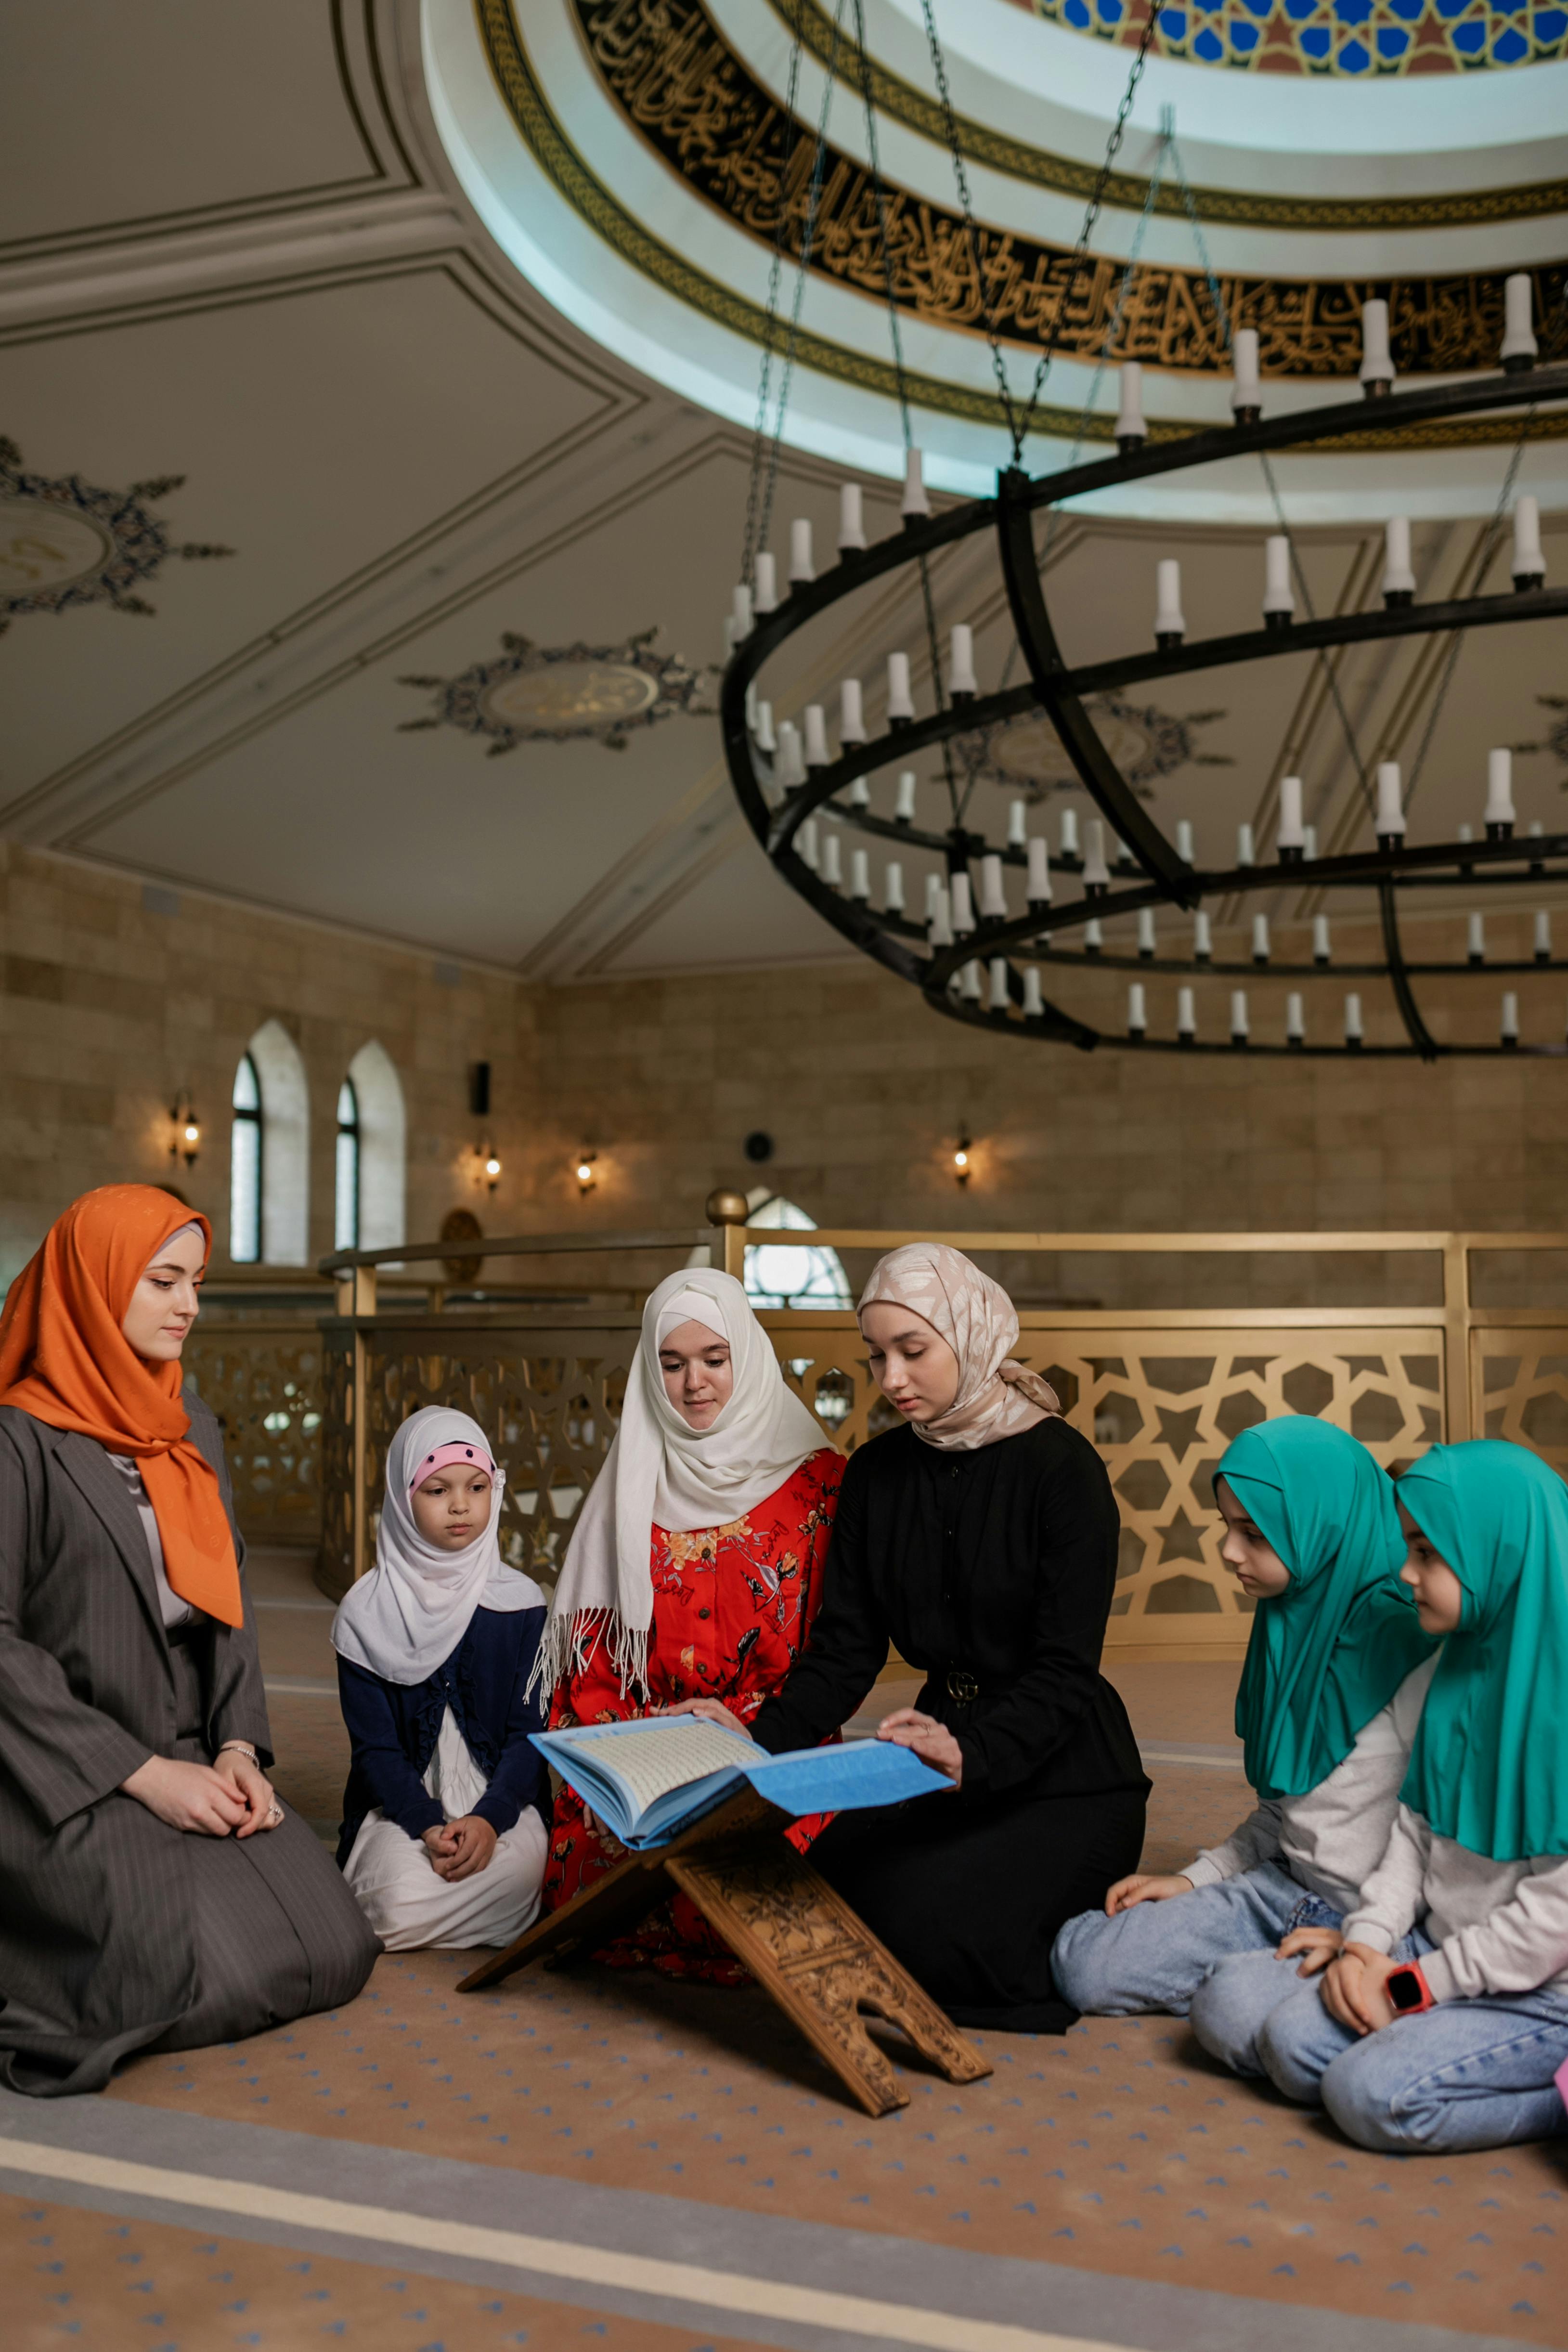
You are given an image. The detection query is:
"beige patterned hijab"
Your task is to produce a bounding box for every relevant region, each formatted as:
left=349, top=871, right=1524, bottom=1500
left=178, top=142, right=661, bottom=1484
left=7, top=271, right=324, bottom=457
left=857, top=1243, right=1061, bottom=1452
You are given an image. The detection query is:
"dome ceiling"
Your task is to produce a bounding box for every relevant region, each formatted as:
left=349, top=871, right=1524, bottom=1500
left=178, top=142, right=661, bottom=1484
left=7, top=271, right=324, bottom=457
left=1014, top=0, right=1568, bottom=77
left=433, top=0, right=1568, bottom=516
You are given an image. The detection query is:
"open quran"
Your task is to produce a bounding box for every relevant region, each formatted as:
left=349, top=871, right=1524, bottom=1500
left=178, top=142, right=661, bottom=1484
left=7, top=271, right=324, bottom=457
left=531, top=1714, right=949, bottom=1848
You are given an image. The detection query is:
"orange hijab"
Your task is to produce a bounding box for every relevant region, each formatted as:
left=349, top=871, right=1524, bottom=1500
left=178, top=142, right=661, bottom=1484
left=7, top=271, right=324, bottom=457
left=0, top=1185, right=243, bottom=1627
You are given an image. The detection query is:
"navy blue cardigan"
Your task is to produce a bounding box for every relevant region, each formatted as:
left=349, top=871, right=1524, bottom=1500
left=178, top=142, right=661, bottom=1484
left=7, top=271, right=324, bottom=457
left=336, top=1604, right=550, bottom=1866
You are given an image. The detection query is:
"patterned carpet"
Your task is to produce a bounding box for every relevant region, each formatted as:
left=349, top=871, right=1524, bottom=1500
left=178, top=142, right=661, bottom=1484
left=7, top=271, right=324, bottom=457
left=1, top=1551, right=1563, bottom=2351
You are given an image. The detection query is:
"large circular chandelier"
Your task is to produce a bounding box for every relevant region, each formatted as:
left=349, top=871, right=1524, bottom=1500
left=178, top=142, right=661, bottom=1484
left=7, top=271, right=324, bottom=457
left=718, top=12, right=1568, bottom=1061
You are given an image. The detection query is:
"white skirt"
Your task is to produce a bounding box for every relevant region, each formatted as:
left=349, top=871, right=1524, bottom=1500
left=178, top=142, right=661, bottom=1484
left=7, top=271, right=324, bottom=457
left=343, top=1707, right=547, bottom=1952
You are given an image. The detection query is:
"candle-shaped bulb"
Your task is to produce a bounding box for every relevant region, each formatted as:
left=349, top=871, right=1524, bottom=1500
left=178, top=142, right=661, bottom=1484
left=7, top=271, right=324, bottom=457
left=1194, top=910, right=1213, bottom=962
left=752, top=550, right=778, bottom=612
left=1177, top=985, right=1197, bottom=1040
left=753, top=698, right=777, bottom=754
left=925, top=871, right=943, bottom=918
left=849, top=847, right=870, bottom=899
left=951, top=871, right=975, bottom=934
left=1468, top=912, right=1486, bottom=964
left=895, top=770, right=918, bottom=823
left=1513, top=494, right=1546, bottom=587
left=1360, top=298, right=1395, bottom=393
left=947, top=623, right=978, bottom=700
left=1081, top=819, right=1111, bottom=891
left=1303, top=824, right=1319, bottom=860
left=1115, top=361, right=1146, bottom=450
left=1277, top=773, right=1305, bottom=850
left=1375, top=760, right=1405, bottom=838
left=901, top=445, right=931, bottom=520
left=980, top=853, right=1008, bottom=920
left=886, top=650, right=915, bottom=723
left=1262, top=533, right=1294, bottom=622
left=1501, top=272, right=1538, bottom=371
left=1154, top=558, right=1185, bottom=645
left=1382, top=514, right=1416, bottom=605
left=789, top=517, right=814, bottom=583
left=1502, top=990, right=1520, bottom=1044
left=1176, top=818, right=1195, bottom=863
left=838, top=482, right=867, bottom=553
left=798, top=817, right=819, bottom=872
left=884, top=860, right=905, bottom=913
left=1484, top=746, right=1515, bottom=833
left=744, top=680, right=758, bottom=732
left=988, top=956, right=1010, bottom=1013
left=960, top=958, right=983, bottom=1002
left=1137, top=907, right=1157, bottom=958
left=1237, top=822, right=1255, bottom=866
left=839, top=677, right=866, bottom=745
left=1128, top=981, right=1148, bottom=1035
left=1252, top=913, right=1270, bottom=964
left=848, top=775, right=870, bottom=809
left=928, top=881, right=953, bottom=947
left=1313, top=914, right=1332, bottom=965
left=1059, top=807, right=1080, bottom=858
left=1084, top=918, right=1104, bottom=954
left=1344, top=991, right=1364, bottom=1044
left=1008, top=798, right=1028, bottom=848
left=803, top=703, right=830, bottom=767
left=774, top=720, right=805, bottom=789
left=1535, top=909, right=1552, bottom=963
left=820, top=831, right=843, bottom=889
left=1231, top=988, right=1250, bottom=1042
left=1024, top=965, right=1045, bottom=1019
left=731, top=583, right=753, bottom=637
left=1231, top=327, right=1262, bottom=418
left=1286, top=990, right=1305, bottom=1043
left=1026, top=836, right=1051, bottom=905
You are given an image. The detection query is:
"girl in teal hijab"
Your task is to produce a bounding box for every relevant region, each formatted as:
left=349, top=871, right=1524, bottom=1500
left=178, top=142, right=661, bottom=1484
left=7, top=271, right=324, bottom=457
left=1053, top=1416, right=1437, bottom=2075
left=1249, top=1440, right=1568, bottom=2156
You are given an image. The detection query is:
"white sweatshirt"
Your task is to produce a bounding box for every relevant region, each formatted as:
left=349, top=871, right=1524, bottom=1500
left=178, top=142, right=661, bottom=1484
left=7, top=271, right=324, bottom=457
left=1181, top=1655, right=1438, bottom=1913
left=1343, top=1805, right=1568, bottom=2003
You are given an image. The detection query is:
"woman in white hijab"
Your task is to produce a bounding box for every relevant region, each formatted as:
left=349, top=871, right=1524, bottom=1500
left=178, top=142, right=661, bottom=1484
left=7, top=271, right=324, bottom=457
left=725, top=1244, right=1148, bottom=2034
left=332, top=1407, right=550, bottom=1951
left=538, top=1267, right=842, bottom=1980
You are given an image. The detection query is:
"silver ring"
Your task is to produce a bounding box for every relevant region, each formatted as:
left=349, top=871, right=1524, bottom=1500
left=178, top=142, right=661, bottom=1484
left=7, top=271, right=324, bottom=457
left=266, top=1802, right=284, bottom=1822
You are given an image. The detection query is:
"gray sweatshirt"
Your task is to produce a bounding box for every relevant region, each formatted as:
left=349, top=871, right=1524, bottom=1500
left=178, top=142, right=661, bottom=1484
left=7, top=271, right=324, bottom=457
left=1343, top=1805, right=1568, bottom=2003
left=1181, top=1655, right=1438, bottom=1913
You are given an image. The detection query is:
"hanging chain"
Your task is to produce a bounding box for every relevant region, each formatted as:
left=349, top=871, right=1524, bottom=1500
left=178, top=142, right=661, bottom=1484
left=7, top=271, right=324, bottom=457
left=741, top=21, right=806, bottom=585
left=1013, top=8, right=1159, bottom=458
left=917, top=0, right=1019, bottom=453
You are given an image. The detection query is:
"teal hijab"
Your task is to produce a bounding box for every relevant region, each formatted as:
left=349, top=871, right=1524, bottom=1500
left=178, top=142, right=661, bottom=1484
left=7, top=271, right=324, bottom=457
left=1222, top=1416, right=1431, bottom=1801
left=1398, top=1441, right=1568, bottom=1862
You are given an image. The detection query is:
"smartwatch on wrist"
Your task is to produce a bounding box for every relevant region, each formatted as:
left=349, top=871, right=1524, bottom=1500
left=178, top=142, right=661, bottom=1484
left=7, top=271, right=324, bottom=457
left=1384, top=1960, right=1436, bottom=2017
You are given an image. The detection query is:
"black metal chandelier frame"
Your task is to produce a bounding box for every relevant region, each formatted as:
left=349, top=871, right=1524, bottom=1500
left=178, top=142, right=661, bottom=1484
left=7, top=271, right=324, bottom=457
left=720, top=363, right=1568, bottom=1061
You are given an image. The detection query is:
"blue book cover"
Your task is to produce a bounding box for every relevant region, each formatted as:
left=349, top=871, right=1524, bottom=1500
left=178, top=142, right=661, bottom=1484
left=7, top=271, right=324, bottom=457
left=531, top=1715, right=950, bottom=1849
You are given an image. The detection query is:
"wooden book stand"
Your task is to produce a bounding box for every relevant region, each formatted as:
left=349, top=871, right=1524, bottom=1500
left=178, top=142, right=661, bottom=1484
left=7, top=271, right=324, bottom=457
left=457, top=1790, right=992, bottom=2117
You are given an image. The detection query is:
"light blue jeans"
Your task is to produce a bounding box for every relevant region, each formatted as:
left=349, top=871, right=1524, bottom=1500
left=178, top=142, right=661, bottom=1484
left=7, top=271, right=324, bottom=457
left=1256, top=1931, right=1568, bottom=2153
left=1051, top=1861, right=1341, bottom=2075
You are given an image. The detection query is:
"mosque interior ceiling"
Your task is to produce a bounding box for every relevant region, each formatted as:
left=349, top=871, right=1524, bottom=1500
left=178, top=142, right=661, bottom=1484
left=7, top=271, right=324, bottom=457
left=0, top=0, right=1565, bottom=983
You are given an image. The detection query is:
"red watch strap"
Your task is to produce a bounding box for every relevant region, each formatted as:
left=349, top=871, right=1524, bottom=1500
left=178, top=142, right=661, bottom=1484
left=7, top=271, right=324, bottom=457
left=1387, top=1959, right=1436, bottom=2016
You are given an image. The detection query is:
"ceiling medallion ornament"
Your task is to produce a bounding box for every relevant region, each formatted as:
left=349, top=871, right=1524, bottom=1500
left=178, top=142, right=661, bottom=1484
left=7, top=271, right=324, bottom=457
left=959, top=697, right=1231, bottom=803
left=396, top=629, right=714, bottom=754
left=0, top=439, right=233, bottom=637
left=1027, top=0, right=1568, bottom=73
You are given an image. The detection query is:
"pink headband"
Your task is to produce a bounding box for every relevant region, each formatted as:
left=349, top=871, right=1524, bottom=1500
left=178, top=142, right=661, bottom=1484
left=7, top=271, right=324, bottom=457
left=410, top=1441, right=495, bottom=1493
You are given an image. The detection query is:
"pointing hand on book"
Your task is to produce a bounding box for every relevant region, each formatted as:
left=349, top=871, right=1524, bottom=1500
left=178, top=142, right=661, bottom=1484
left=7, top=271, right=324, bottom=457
left=876, top=1709, right=963, bottom=1787
left=659, top=1697, right=753, bottom=1739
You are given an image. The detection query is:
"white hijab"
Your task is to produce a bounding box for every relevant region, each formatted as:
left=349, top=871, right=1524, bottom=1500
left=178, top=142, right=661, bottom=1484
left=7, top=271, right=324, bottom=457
left=536, top=1267, right=826, bottom=1699
left=331, top=1406, right=544, bottom=1686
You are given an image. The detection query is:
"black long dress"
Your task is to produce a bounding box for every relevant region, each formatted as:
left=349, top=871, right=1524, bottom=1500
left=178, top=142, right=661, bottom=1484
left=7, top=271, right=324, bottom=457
left=750, top=1416, right=1147, bottom=2033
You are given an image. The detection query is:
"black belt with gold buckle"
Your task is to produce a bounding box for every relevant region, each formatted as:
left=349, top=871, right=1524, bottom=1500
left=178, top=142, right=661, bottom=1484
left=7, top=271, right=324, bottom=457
left=946, top=1667, right=979, bottom=1704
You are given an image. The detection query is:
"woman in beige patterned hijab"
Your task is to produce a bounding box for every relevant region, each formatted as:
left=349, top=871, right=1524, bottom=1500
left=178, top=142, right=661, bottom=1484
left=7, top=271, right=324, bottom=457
left=855, top=1243, right=1061, bottom=1450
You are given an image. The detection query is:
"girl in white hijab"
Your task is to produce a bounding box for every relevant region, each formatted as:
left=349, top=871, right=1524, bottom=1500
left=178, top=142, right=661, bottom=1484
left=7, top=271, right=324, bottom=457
left=537, top=1268, right=842, bottom=1980
left=332, top=1407, right=550, bottom=1951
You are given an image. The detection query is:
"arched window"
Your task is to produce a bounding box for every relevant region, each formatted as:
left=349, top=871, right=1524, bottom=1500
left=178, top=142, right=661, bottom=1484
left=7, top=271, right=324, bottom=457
left=741, top=1193, right=851, bottom=1310
left=230, top=1053, right=262, bottom=1264
left=343, top=1041, right=405, bottom=1250
left=335, top=1078, right=361, bottom=1250
left=229, top=1020, right=310, bottom=1265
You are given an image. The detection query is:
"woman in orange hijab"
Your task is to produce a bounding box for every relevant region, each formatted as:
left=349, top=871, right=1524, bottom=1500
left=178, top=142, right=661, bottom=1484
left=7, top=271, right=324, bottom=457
left=0, top=1185, right=377, bottom=2096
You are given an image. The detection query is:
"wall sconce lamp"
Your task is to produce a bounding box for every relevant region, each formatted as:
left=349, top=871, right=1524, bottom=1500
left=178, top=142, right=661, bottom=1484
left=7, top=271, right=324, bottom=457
left=576, top=1149, right=598, bottom=1195
left=169, top=1092, right=201, bottom=1168
left=952, top=1131, right=972, bottom=1188
left=481, top=1144, right=502, bottom=1192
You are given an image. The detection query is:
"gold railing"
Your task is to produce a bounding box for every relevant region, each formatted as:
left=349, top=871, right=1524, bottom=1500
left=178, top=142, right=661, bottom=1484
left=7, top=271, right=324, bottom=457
left=307, top=1224, right=1568, bottom=1657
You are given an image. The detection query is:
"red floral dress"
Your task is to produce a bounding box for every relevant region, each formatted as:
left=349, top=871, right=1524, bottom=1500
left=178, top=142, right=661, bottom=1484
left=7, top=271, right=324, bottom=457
left=542, top=1447, right=844, bottom=1982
